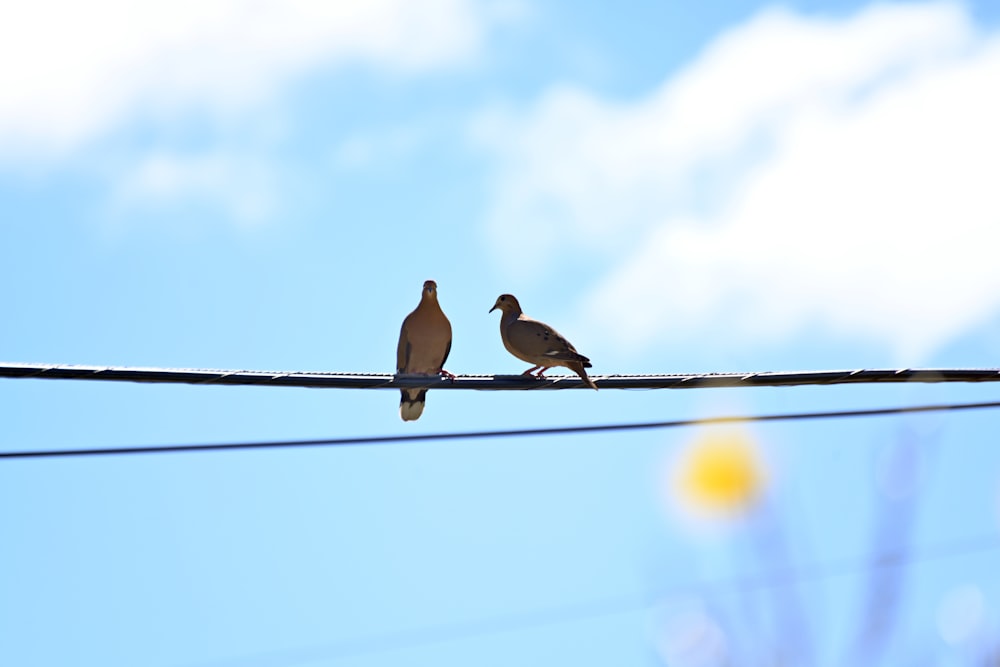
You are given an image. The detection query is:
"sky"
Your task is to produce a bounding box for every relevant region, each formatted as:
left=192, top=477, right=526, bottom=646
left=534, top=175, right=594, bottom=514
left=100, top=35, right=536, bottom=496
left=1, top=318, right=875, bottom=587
left=2, top=0, right=1000, bottom=665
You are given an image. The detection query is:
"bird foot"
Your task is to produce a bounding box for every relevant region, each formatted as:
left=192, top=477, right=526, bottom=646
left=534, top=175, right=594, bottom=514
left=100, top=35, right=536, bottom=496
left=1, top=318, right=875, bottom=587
left=439, top=369, right=457, bottom=382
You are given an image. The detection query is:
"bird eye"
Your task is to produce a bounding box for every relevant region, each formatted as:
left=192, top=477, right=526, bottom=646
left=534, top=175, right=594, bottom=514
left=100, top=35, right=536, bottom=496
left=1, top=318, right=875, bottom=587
left=500, top=296, right=506, bottom=301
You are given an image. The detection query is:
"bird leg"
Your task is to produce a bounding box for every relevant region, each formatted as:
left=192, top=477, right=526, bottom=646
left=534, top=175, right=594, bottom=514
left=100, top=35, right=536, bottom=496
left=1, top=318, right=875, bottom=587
left=534, top=367, right=552, bottom=378
left=521, top=365, right=541, bottom=376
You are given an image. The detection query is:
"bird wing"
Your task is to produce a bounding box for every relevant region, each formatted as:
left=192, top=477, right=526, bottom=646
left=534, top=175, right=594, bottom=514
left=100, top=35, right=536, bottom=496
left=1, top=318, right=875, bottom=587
left=396, top=318, right=412, bottom=373
left=440, top=337, right=452, bottom=369
left=399, top=302, right=452, bottom=374
left=507, top=316, right=589, bottom=365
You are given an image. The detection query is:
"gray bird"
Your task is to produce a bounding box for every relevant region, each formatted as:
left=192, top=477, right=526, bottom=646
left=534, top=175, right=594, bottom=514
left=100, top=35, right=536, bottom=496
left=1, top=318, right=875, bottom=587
left=396, top=280, right=453, bottom=420
left=490, top=294, right=597, bottom=389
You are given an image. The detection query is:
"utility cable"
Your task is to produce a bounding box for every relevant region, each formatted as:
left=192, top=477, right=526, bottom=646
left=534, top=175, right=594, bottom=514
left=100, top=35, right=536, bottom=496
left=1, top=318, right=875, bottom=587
left=2, top=362, right=1000, bottom=390
left=3, top=399, right=1000, bottom=459
left=186, top=531, right=1000, bottom=667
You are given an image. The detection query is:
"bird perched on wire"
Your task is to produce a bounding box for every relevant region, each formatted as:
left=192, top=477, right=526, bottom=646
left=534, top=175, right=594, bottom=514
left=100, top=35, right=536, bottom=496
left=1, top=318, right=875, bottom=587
left=489, top=294, right=597, bottom=390
left=396, top=280, right=454, bottom=421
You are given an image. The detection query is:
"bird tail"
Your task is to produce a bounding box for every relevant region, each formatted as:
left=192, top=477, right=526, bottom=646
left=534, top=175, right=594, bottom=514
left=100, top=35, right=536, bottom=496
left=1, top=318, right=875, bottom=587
left=571, top=363, right=598, bottom=390
left=399, top=388, right=427, bottom=421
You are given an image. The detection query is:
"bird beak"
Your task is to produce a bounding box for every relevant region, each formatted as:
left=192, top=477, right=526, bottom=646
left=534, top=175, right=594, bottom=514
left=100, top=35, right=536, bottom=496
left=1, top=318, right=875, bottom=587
left=489, top=305, right=497, bottom=313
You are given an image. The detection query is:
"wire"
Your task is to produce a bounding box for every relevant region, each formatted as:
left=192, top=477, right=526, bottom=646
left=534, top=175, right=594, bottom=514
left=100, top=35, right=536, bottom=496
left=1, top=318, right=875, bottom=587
left=4, top=399, right=1000, bottom=459
left=185, top=531, right=1000, bottom=667
left=2, top=362, right=1000, bottom=390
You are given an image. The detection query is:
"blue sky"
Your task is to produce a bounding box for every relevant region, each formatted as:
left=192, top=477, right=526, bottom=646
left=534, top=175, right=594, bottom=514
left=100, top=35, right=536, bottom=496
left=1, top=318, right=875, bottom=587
left=3, top=1, right=1000, bottom=665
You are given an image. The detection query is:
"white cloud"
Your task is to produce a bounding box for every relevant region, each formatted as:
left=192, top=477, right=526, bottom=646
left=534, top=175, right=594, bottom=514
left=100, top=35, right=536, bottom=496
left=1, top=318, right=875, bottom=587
left=332, top=127, right=424, bottom=170
left=112, top=152, right=277, bottom=226
left=477, top=2, right=1000, bottom=362
left=0, top=0, right=488, bottom=159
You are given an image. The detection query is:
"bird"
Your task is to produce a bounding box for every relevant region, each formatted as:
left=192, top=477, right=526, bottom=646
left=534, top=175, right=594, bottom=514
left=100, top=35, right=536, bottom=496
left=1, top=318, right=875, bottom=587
left=396, top=280, right=454, bottom=421
left=489, top=293, right=597, bottom=390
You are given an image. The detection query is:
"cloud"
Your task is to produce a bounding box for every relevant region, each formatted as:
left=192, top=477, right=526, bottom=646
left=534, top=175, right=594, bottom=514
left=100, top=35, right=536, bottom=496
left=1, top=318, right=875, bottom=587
left=0, top=0, right=489, bottom=160
left=332, top=127, right=425, bottom=170
left=477, top=2, right=1000, bottom=361
left=111, top=152, right=277, bottom=226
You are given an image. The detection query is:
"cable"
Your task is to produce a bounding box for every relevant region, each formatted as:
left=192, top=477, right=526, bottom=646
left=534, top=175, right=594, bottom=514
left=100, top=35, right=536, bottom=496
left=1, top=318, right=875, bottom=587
left=2, top=362, right=1000, bottom=390
left=185, top=531, right=1000, bottom=667
left=4, top=399, right=1000, bottom=459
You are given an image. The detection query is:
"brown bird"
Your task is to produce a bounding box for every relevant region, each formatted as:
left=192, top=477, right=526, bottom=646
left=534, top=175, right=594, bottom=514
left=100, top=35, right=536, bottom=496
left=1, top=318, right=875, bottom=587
left=489, top=293, right=597, bottom=390
left=396, top=280, right=454, bottom=421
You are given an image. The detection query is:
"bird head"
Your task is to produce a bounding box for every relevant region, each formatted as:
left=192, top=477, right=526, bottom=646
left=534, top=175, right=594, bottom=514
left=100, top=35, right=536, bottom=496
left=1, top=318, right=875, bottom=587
left=422, top=280, right=438, bottom=299
left=489, top=294, right=520, bottom=314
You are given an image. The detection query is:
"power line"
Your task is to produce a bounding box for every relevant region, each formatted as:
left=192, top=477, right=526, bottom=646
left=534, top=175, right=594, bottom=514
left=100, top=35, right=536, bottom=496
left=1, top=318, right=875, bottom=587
left=4, top=399, right=1000, bottom=459
left=2, top=362, right=1000, bottom=390
left=186, top=531, right=1000, bottom=667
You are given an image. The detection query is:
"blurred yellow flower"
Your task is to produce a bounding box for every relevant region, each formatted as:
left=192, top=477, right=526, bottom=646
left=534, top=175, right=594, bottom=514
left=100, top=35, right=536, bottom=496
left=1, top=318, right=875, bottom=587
left=674, top=428, right=765, bottom=517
